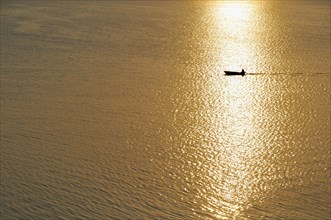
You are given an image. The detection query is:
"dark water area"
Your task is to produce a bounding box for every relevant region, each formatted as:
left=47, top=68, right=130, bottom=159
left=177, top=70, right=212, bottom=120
left=1, top=1, right=330, bottom=219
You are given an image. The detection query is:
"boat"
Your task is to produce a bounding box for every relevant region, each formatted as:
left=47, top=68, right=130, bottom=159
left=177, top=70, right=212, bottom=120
left=224, top=69, right=246, bottom=76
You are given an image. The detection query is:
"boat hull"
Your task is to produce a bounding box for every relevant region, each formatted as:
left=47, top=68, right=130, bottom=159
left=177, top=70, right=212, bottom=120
left=224, top=71, right=245, bottom=76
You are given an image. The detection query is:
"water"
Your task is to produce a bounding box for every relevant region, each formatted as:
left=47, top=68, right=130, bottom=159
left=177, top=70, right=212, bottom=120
left=1, top=1, right=330, bottom=219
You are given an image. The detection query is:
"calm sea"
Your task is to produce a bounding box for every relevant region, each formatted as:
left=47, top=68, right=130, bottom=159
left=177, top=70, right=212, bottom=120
left=1, top=1, right=330, bottom=219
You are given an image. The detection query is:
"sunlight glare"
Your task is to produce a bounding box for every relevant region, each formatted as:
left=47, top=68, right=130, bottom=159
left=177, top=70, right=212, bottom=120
left=214, top=1, right=256, bottom=71
left=217, top=2, right=253, bottom=19
left=195, top=2, right=271, bottom=218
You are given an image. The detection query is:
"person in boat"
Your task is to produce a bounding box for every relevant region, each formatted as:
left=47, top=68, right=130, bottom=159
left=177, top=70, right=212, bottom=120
left=241, top=69, right=245, bottom=74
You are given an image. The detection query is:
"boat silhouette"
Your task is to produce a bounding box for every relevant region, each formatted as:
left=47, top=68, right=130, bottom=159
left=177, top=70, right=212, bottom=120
left=224, top=69, right=246, bottom=76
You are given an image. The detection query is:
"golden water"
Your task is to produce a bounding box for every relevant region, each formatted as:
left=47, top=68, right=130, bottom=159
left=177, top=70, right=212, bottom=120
left=1, top=1, right=330, bottom=219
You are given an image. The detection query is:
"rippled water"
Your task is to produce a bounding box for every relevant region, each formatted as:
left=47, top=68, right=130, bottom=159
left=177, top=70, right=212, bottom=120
left=1, top=1, right=330, bottom=219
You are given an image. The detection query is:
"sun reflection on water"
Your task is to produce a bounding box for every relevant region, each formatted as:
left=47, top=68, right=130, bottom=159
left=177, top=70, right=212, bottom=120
left=214, top=1, right=259, bottom=72
left=216, top=1, right=254, bottom=34
left=196, top=1, right=270, bottom=218
left=203, top=76, right=265, bottom=218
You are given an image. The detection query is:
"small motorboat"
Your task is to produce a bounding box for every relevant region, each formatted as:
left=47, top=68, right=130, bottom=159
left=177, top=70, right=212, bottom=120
left=224, top=69, right=246, bottom=76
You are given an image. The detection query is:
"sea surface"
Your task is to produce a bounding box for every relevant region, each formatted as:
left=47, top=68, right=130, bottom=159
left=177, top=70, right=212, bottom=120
left=1, top=1, right=330, bottom=219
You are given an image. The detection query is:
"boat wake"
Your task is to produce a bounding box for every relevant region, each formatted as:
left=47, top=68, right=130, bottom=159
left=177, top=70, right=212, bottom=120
left=246, top=72, right=331, bottom=76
